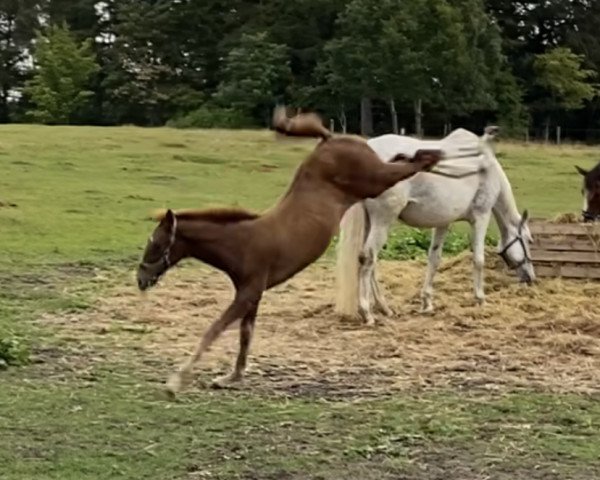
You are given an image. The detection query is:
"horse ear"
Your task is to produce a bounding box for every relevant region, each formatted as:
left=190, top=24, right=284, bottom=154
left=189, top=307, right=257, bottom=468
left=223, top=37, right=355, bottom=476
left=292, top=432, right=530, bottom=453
left=519, top=209, right=529, bottom=232
left=161, top=209, right=176, bottom=230
left=575, top=165, right=588, bottom=176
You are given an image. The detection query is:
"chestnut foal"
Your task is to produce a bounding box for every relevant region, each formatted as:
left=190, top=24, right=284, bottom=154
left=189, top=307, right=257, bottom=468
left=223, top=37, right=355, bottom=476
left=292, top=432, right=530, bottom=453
left=136, top=107, right=442, bottom=395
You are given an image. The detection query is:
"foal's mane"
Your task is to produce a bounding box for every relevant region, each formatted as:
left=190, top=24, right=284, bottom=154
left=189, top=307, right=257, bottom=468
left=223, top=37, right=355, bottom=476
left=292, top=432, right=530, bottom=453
left=152, top=207, right=259, bottom=223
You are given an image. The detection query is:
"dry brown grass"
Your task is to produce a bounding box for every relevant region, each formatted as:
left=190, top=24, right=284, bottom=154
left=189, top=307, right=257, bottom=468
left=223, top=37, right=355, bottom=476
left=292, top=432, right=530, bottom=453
left=43, top=254, right=600, bottom=397
left=551, top=212, right=582, bottom=224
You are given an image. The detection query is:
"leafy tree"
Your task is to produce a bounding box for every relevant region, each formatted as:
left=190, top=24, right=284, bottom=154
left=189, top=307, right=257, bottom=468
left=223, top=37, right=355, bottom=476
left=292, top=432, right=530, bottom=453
left=318, top=0, right=512, bottom=136
left=0, top=0, right=595, bottom=137
left=214, top=32, right=291, bottom=124
left=533, top=47, right=598, bottom=140
left=24, top=23, right=99, bottom=124
left=242, top=0, right=346, bottom=105
left=317, top=0, right=404, bottom=135
left=484, top=0, right=599, bottom=138
left=567, top=0, right=600, bottom=73
left=100, top=0, right=258, bottom=125
left=0, top=0, right=41, bottom=122
left=43, top=0, right=100, bottom=41
left=493, top=67, right=529, bottom=135
left=100, top=1, right=173, bottom=125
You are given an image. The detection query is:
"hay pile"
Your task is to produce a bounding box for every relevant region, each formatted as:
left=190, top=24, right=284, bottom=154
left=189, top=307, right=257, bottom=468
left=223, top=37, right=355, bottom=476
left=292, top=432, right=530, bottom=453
left=43, top=254, right=600, bottom=397
left=551, top=212, right=581, bottom=224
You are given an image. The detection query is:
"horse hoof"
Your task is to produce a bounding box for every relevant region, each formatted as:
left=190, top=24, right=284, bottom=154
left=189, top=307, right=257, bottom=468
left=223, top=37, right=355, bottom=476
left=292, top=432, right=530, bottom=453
left=420, top=302, right=434, bottom=314
left=165, top=374, right=182, bottom=397
left=476, top=297, right=486, bottom=307
left=358, top=308, right=376, bottom=326
left=211, top=374, right=242, bottom=389
left=165, top=370, right=192, bottom=396
left=378, top=306, right=394, bottom=317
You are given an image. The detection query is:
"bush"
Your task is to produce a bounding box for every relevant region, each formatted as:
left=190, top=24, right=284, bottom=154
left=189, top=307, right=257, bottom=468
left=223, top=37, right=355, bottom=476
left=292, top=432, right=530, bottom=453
left=379, top=228, right=497, bottom=261
left=0, top=334, right=30, bottom=369
left=167, top=106, right=255, bottom=129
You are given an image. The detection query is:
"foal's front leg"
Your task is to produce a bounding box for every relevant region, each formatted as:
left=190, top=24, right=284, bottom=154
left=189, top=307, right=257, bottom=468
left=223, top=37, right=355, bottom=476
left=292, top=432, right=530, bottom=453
left=212, top=303, right=259, bottom=388
left=166, top=288, right=262, bottom=396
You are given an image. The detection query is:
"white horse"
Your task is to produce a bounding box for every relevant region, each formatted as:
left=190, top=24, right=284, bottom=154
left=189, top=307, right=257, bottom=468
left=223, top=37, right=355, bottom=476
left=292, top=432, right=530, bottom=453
left=335, top=127, right=536, bottom=325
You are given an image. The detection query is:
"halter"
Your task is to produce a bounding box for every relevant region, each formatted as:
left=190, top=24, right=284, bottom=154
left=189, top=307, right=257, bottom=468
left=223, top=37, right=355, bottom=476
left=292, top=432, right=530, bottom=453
left=139, top=217, right=177, bottom=273
left=498, top=225, right=531, bottom=270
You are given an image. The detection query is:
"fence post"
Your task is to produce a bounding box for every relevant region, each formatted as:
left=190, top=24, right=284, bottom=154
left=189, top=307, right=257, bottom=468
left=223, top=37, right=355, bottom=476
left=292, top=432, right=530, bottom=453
left=400, top=127, right=406, bottom=135
left=525, top=128, right=529, bottom=144
left=329, top=119, right=335, bottom=133
left=556, top=126, right=561, bottom=145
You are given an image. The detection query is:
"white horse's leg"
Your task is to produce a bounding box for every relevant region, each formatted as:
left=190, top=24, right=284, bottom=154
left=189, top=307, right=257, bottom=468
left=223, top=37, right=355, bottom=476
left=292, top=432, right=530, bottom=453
left=420, top=226, right=449, bottom=313
left=370, top=267, right=393, bottom=316
left=471, top=213, right=491, bottom=306
left=358, top=208, right=395, bottom=326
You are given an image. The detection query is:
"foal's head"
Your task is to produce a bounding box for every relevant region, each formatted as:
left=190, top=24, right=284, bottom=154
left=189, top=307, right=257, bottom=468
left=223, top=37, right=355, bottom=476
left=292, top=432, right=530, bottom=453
left=576, top=163, right=600, bottom=222
left=137, top=209, right=181, bottom=291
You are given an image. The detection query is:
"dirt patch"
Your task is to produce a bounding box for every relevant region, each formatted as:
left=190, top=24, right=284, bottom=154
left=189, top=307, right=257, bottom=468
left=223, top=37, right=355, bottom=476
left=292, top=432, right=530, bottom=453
left=42, top=253, right=600, bottom=397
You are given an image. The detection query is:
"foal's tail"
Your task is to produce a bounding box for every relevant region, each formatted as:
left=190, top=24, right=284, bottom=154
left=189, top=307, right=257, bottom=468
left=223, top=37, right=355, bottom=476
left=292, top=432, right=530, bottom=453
left=272, top=105, right=332, bottom=141
left=335, top=202, right=367, bottom=317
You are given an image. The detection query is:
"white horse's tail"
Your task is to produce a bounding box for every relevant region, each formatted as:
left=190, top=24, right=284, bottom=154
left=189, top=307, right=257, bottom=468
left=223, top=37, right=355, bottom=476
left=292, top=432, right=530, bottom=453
left=482, top=126, right=499, bottom=143
left=335, top=202, right=367, bottom=317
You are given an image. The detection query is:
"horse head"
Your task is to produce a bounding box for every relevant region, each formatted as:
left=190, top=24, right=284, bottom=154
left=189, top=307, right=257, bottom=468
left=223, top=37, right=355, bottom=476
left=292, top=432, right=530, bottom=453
left=498, top=209, right=536, bottom=285
left=576, top=163, right=600, bottom=222
left=137, top=209, right=179, bottom=291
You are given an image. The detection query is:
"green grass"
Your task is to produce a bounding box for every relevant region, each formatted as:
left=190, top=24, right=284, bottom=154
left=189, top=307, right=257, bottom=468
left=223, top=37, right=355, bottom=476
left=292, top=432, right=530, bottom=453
left=0, top=126, right=305, bottom=267
left=2, top=364, right=599, bottom=479
left=1, top=126, right=597, bottom=268
left=1, top=125, right=599, bottom=479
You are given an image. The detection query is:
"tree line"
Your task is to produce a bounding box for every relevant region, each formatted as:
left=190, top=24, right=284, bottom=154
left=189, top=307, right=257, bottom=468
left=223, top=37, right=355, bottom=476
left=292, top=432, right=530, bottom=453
left=1, top=0, right=599, bottom=140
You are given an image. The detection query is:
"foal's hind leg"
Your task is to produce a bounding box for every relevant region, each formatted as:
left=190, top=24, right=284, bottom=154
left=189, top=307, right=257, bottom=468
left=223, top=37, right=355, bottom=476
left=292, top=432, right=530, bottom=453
left=212, top=303, right=258, bottom=388
left=420, top=226, right=449, bottom=313
left=166, top=287, right=262, bottom=396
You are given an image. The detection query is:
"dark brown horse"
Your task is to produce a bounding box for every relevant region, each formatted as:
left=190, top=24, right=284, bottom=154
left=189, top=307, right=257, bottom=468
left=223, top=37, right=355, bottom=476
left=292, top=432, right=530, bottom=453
left=576, top=162, right=600, bottom=222
left=137, top=107, right=442, bottom=395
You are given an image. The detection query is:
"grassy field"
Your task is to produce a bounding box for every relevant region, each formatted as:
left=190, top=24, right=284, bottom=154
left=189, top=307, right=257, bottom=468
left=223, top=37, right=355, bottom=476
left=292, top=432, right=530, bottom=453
left=1, top=125, right=599, bottom=479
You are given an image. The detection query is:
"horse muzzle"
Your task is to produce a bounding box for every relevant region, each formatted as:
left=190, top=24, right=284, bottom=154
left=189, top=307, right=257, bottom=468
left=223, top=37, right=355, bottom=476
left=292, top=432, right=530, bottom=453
left=582, top=210, right=600, bottom=223
left=137, top=274, right=156, bottom=291
left=137, top=265, right=160, bottom=291
left=517, top=268, right=535, bottom=285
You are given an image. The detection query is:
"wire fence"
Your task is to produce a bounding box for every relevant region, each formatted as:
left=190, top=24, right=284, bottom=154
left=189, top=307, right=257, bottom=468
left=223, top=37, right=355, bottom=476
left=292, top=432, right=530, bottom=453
left=328, top=100, right=600, bottom=145
left=521, top=127, right=600, bottom=145
left=330, top=117, right=600, bottom=146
